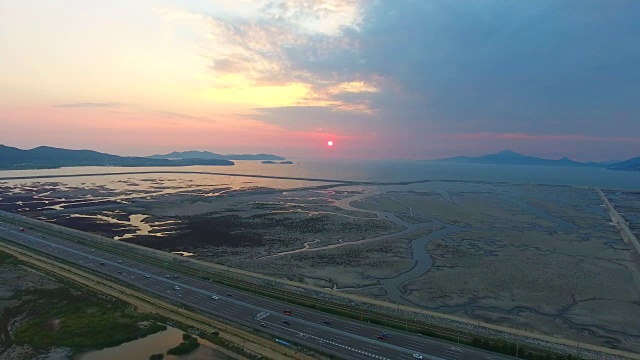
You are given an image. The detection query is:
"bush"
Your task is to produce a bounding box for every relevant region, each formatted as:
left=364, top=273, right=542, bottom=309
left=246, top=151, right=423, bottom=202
left=149, top=354, right=164, bottom=360
left=14, top=293, right=166, bottom=350
left=167, top=334, right=199, bottom=356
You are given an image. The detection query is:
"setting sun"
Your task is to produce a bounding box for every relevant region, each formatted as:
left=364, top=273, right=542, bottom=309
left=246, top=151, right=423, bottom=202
left=327, top=140, right=334, bottom=147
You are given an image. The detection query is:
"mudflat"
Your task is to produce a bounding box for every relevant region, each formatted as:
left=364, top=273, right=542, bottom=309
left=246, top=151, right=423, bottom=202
left=1, top=174, right=639, bottom=353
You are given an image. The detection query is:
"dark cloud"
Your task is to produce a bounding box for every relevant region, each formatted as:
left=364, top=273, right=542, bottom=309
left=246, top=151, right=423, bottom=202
left=264, top=0, right=640, bottom=140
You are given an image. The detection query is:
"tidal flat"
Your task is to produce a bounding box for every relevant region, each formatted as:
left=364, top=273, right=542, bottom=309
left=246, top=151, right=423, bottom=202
left=1, top=173, right=639, bottom=352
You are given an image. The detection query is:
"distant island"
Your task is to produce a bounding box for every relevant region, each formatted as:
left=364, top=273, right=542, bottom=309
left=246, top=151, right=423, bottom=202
left=148, top=150, right=285, bottom=161
left=261, top=160, right=293, bottom=165
left=0, top=145, right=234, bottom=170
left=428, top=150, right=638, bottom=171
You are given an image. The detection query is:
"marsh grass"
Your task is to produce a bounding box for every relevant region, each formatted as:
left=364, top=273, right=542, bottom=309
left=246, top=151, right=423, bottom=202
left=14, top=292, right=165, bottom=350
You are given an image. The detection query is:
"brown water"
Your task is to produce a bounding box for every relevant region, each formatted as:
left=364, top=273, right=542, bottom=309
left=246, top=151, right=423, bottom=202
left=75, top=327, right=237, bottom=360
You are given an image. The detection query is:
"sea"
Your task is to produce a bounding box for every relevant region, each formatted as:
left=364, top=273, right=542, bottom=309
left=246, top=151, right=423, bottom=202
left=0, top=160, right=638, bottom=190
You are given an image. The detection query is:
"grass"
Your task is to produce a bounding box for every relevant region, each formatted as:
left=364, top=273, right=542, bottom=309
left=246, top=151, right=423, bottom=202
left=0, top=247, right=19, bottom=265
left=0, top=249, right=167, bottom=352
left=14, top=292, right=166, bottom=350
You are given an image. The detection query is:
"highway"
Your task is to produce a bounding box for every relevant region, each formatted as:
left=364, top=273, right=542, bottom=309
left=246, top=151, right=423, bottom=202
left=0, top=218, right=511, bottom=360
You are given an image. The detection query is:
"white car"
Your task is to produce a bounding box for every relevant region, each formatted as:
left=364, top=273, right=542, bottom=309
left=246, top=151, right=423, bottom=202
left=412, top=354, right=423, bottom=359
left=145, top=275, right=151, bottom=278
left=174, top=286, right=181, bottom=290
left=211, top=295, right=219, bottom=300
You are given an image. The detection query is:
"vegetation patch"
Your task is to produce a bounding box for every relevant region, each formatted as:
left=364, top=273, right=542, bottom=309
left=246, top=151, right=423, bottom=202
left=0, top=246, right=19, bottom=264
left=166, top=333, right=200, bottom=356
left=14, top=292, right=166, bottom=350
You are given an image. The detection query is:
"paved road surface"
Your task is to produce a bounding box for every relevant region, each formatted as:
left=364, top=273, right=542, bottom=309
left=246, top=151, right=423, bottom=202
left=0, top=220, right=511, bottom=360
left=598, top=189, right=640, bottom=256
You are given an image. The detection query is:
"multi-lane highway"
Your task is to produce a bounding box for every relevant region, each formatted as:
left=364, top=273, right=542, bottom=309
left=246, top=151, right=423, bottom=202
left=0, top=218, right=510, bottom=360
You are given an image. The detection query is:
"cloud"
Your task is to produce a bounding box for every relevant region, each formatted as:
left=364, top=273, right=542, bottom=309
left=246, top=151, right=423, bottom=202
left=254, top=105, right=374, bottom=131
left=249, top=1, right=640, bottom=134
left=159, top=0, right=640, bottom=159
left=53, top=102, right=120, bottom=108
left=332, top=0, right=640, bottom=136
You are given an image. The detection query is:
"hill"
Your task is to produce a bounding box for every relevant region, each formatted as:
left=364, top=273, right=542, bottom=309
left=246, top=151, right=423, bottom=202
left=430, top=150, right=601, bottom=167
left=0, top=145, right=234, bottom=170
left=607, top=157, right=640, bottom=171
left=148, top=150, right=285, bottom=161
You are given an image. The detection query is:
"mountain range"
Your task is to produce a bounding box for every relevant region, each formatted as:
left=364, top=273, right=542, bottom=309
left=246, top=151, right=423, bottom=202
left=1, top=146, right=638, bottom=172
left=0, top=145, right=234, bottom=170
left=606, top=157, right=640, bottom=171
left=430, top=150, right=638, bottom=171
left=147, top=151, right=285, bottom=161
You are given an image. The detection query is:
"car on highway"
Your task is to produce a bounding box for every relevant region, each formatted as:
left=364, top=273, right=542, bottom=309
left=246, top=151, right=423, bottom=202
left=376, top=335, right=388, bottom=340
left=19, top=227, right=24, bottom=232
left=117, top=260, right=122, bottom=263
left=413, top=354, right=424, bottom=359
left=211, top=295, right=219, bottom=300
left=99, top=262, right=105, bottom=265
left=283, top=310, right=292, bottom=316
left=260, top=323, right=266, bottom=327
left=145, top=275, right=151, bottom=278
left=174, top=286, right=181, bottom=290
left=282, top=320, right=291, bottom=326
left=226, top=292, right=233, bottom=297
left=322, top=320, right=331, bottom=325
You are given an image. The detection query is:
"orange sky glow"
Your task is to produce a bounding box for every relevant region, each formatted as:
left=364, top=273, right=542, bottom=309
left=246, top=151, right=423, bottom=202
left=2, top=1, right=639, bottom=161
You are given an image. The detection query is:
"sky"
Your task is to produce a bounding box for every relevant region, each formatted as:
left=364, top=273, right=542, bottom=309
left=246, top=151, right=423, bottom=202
left=1, top=0, right=639, bottom=161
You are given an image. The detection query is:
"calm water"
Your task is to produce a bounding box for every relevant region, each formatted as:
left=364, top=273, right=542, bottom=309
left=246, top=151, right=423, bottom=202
left=0, top=160, right=638, bottom=190
left=76, top=327, right=235, bottom=360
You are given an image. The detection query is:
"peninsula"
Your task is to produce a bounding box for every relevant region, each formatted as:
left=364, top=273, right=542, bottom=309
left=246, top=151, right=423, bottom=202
left=0, top=145, right=234, bottom=170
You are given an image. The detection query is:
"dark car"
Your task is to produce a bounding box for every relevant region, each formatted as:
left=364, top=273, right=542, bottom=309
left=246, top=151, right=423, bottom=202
left=322, top=320, right=331, bottom=325
left=283, top=310, right=292, bottom=316
left=282, top=320, right=291, bottom=326
left=226, top=292, right=233, bottom=297
left=260, top=323, right=266, bottom=327
left=19, top=228, right=25, bottom=232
